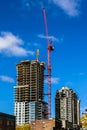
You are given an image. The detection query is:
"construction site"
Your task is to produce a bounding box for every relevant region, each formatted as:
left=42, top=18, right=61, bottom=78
left=14, top=8, right=57, bottom=130
left=14, top=8, right=81, bottom=130
left=14, top=60, right=48, bottom=124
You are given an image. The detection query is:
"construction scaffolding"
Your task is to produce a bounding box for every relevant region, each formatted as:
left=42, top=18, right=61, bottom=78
left=14, top=60, right=48, bottom=125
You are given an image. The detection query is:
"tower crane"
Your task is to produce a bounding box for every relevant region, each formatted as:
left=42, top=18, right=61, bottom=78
left=42, top=8, right=54, bottom=118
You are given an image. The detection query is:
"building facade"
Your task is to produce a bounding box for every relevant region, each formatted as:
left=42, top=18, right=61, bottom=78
left=0, top=112, right=15, bottom=130
left=30, top=119, right=55, bottom=130
left=55, top=86, right=80, bottom=129
left=14, top=60, right=48, bottom=125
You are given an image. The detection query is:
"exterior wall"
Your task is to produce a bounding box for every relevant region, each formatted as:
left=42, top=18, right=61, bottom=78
left=0, top=112, right=15, bottom=130
left=14, top=102, right=25, bottom=125
left=30, top=60, right=45, bottom=101
left=60, top=98, right=67, bottom=120
left=55, top=86, right=80, bottom=129
left=15, top=60, right=45, bottom=102
left=14, top=60, right=48, bottom=125
left=29, top=101, right=48, bottom=123
left=37, top=101, right=48, bottom=120
left=29, top=102, right=37, bottom=123
left=31, top=119, right=55, bottom=130
left=14, top=85, right=30, bottom=102
left=15, top=101, right=48, bottom=124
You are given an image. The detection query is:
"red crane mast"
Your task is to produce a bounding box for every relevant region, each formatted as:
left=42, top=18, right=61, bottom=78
left=42, top=8, right=54, bottom=118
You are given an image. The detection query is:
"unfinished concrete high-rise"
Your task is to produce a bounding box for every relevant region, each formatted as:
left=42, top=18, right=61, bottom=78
left=14, top=60, right=48, bottom=125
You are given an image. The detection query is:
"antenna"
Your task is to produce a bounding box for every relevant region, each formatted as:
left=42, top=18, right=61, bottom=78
left=36, top=49, right=39, bottom=61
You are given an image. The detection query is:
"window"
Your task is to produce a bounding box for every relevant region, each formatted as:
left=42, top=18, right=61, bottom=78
left=0, top=120, right=2, bottom=125
left=7, top=120, right=10, bottom=126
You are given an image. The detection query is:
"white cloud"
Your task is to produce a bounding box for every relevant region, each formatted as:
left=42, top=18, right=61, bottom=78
left=28, top=42, right=41, bottom=47
left=38, top=34, right=59, bottom=42
left=73, top=72, right=85, bottom=76
left=0, top=75, right=14, bottom=83
left=22, top=0, right=47, bottom=8
left=0, top=32, right=34, bottom=56
left=51, top=77, right=60, bottom=84
left=21, top=0, right=81, bottom=17
left=51, top=0, right=80, bottom=16
left=45, top=77, right=60, bottom=84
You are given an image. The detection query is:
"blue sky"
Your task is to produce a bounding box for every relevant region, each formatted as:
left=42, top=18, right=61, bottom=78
left=0, top=0, right=87, bottom=117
